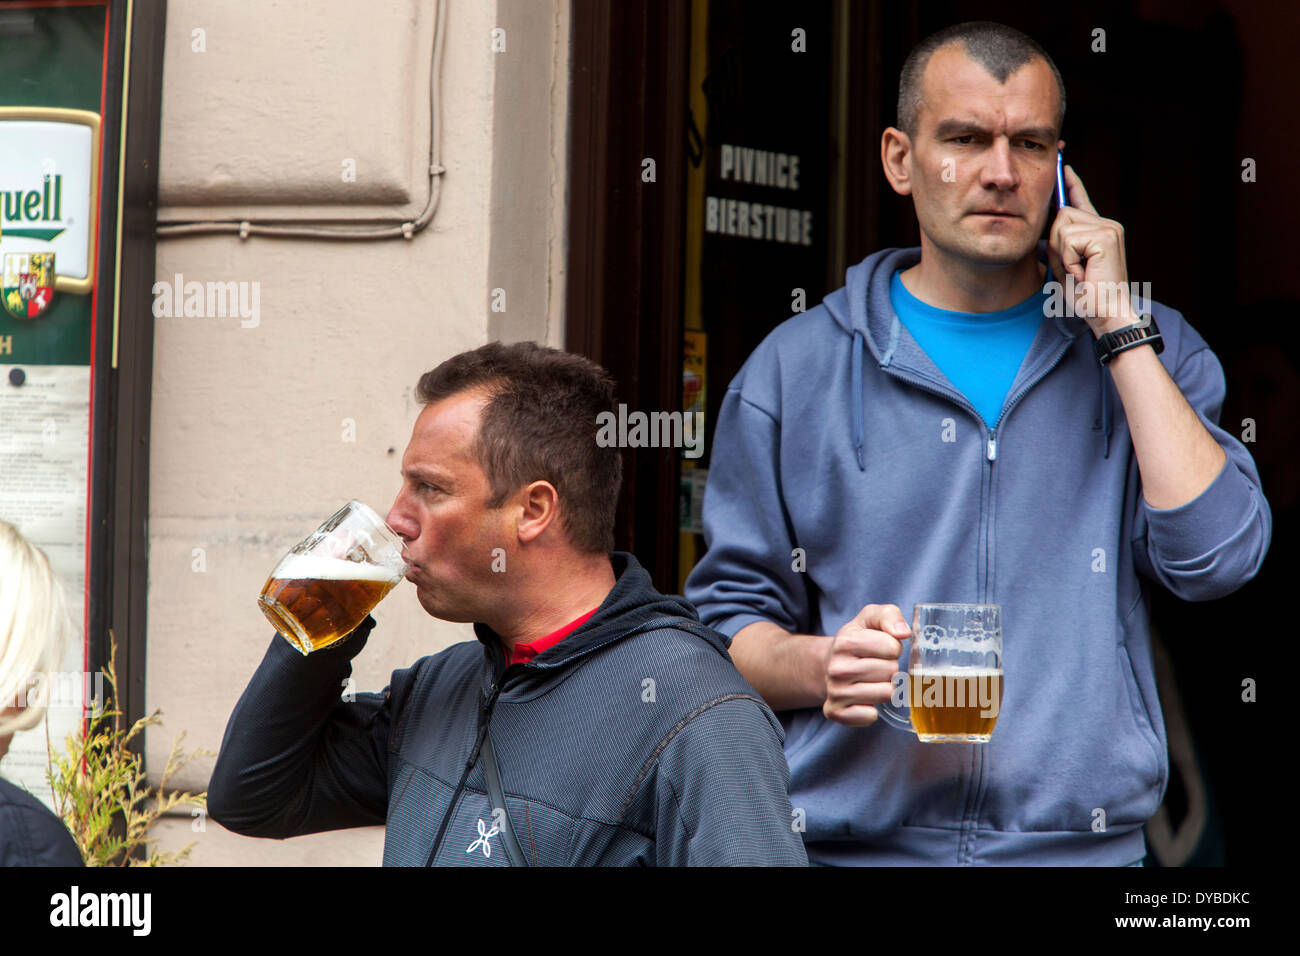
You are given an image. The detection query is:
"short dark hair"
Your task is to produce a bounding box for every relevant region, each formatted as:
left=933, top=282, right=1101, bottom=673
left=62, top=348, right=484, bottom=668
left=897, top=21, right=1066, bottom=138
left=415, top=342, right=621, bottom=554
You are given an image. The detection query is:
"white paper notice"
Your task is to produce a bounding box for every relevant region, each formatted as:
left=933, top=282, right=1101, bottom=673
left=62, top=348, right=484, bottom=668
left=0, top=364, right=91, bottom=811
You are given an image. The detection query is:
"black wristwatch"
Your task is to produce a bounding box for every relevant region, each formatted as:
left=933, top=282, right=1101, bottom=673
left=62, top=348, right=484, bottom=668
left=1094, top=314, right=1163, bottom=365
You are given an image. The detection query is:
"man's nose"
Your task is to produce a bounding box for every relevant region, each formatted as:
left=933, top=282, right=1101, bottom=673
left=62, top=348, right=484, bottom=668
left=981, top=140, right=1019, bottom=190
left=386, top=494, right=418, bottom=544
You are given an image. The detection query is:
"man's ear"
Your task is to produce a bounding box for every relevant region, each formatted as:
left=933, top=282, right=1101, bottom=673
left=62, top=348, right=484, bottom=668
left=881, top=127, right=913, bottom=196
left=516, top=480, right=559, bottom=544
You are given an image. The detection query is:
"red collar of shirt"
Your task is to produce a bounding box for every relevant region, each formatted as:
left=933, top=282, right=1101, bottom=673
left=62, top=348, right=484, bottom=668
left=504, top=608, right=598, bottom=666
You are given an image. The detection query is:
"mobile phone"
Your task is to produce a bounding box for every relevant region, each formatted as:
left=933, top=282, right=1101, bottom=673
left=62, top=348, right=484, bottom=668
left=1054, top=150, right=1067, bottom=210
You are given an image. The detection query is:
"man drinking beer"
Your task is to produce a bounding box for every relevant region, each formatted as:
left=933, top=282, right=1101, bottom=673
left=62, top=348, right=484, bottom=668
left=208, top=342, right=806, bottom=866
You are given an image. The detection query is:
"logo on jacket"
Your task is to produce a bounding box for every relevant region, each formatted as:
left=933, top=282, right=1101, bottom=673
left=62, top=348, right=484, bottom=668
left=467, top=818, right=500, bottom=857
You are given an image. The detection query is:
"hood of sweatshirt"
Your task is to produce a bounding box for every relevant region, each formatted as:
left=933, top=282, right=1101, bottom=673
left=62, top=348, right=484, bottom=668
left=822, top=240, right=1121, bottom=466
left=473, top=551, right=730, bottom=695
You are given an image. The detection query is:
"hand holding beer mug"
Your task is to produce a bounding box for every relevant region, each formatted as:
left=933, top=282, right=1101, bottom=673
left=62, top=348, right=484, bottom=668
left=258, top=500, right=410, bottom=654
left=874, top=604, right=1003, bottom=743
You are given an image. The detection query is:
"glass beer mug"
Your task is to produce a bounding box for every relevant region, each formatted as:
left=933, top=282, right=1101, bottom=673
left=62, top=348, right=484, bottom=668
left=875, top=603, right=1003, bottom=743
left=258, top=500, right=410, bottom=654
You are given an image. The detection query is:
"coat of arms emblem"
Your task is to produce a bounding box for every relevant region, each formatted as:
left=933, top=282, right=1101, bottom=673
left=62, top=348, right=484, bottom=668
left=2, top=251, right=56, bottom=319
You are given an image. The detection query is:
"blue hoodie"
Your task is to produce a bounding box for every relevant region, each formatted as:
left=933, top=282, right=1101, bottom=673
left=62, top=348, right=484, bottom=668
left=685, top=244, right=1271, bottom=866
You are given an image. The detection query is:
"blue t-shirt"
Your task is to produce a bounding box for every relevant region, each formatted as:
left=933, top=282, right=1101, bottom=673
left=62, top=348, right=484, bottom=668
left=890, top=269, right=1047, bottom=428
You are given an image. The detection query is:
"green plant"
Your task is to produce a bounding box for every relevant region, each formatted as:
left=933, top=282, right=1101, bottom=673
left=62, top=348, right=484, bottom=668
left=45, top=637, right=212, bottom=866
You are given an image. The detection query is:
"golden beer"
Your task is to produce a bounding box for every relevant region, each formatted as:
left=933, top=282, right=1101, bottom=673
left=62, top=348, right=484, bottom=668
left=259, top=553, right=401, bottom=654
left=908, top=669, right=1003, bottom=742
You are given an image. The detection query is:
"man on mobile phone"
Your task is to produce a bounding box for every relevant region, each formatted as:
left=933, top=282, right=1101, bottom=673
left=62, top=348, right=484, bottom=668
left=685, top=21, right=1270, bottom=866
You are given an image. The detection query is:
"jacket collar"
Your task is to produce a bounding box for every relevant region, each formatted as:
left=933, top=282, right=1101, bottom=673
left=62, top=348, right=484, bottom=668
left=472, top=551, right=728, bottom=692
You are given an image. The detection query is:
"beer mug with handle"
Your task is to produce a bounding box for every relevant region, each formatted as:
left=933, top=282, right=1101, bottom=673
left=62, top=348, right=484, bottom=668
left=258, top=500, right=410, bottom=654
left=874, top=603, right=1003, bottom=743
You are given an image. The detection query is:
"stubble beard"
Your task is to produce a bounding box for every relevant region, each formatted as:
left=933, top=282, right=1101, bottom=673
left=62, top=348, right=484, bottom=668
left=934, top=215, right=1040, bottom=269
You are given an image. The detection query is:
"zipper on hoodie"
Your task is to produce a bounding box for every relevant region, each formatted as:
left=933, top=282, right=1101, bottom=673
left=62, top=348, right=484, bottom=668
left=987, top=338, right=1075, bottom=439
left=425, top=680, right=502, bottom=865
left=985, top=345, right=1077, bottom=862
left=877, top=336, right=1074, bottom=863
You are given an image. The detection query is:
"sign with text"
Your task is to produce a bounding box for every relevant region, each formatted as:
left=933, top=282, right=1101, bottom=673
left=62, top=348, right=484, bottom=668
left=0, top=110, right=101, bottom=297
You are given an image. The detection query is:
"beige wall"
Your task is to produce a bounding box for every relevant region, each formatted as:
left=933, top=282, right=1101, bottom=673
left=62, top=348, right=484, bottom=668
left=146, top=0, right=569, bottom=865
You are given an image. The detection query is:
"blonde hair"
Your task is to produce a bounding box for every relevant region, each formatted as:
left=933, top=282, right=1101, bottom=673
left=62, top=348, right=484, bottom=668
left=0, top=520, right=75, bottom=739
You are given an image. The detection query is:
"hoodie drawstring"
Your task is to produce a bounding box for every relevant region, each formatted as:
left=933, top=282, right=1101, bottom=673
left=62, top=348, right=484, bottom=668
left=852, top=329, right=866, bottom=470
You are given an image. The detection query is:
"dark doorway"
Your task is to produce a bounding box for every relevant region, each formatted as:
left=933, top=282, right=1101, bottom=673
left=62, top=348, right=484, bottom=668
left=567, top=0, right=1289, bottom=869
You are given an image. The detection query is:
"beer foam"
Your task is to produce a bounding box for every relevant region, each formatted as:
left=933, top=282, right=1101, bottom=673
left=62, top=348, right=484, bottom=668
left=909, top=668, right=1002, bottom=677
left=275, top=553, right=399, bottom=583
left=914, top=624, right=999, bottom=653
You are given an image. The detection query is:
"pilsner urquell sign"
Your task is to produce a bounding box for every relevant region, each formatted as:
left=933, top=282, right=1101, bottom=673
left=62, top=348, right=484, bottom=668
left=0, top=108, right=100, bottom=320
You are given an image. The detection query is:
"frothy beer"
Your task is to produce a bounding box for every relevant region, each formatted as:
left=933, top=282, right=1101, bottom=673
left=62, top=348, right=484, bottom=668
left=259, top=554, right=401, bottom=654
left=908, top=668, right=1003, bottom=741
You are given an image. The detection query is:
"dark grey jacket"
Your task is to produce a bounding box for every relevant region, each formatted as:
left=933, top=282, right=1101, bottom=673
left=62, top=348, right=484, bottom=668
left=208, top=552, right=807, bottom=866
left=0, top=777, right=84, bottom=866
